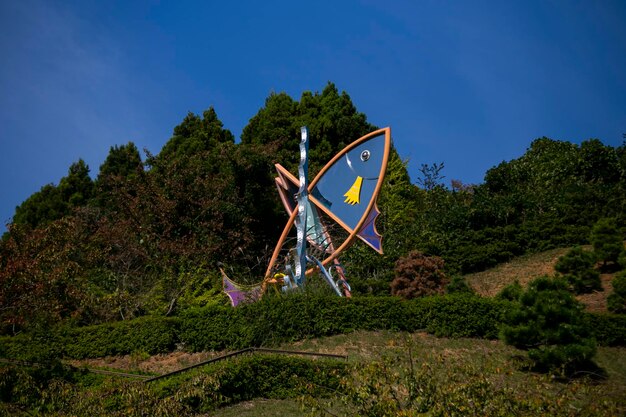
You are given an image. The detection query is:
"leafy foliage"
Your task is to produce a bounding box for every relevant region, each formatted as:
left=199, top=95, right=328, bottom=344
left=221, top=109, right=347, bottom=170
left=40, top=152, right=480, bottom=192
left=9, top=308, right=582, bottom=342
left=496, top=280, right=523, bottom=302
left=619, top=249, right=626, bottom=269
left=591, top=217, right=624, bottom=265
left=241, top=83, right=375, bottom=176
left=445, top=275, right=475, bottom=294
left=390, top=251, right=448, bottom=299
left=608, top=271, right=626, bottom=314
left=0, top=355, right=345, bottom=415
left=11, top=159, right=94, bottom=229
left=302, top=338, right=624, bottom=417
left=1, top=294, right=624, bottom=366
left=554, top=246, right=596, bottom=275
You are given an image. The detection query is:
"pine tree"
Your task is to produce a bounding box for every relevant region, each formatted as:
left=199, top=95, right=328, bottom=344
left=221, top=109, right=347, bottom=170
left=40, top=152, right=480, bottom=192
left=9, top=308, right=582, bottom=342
left=500, top=276, right=597, bottom=374
left=591, top=218, right=624, bottom=265
left=555, top=246, right=601, bottom=294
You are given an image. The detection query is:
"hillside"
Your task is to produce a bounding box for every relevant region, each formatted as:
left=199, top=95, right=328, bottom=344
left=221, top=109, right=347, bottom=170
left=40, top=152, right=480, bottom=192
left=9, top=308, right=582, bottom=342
left=2, top=85, right=625, bottom=334
left=64, top=244, right=623, bottom=379
left=57, top=330, right=626, bottom=416
left=2, top=263, right=625, bottom=415
left=464, top=244, right=624, bottom=313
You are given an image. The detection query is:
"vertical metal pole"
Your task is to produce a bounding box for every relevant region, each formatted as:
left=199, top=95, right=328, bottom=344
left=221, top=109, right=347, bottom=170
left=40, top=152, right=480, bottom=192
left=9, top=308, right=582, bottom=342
left=294, top=127, right=309, bottom=287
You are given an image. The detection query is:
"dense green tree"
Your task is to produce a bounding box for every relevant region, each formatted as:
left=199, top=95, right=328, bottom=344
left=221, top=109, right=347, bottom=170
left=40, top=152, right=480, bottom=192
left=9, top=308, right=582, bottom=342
left=500, top=276, right=597, bottom=374
left=156, top=107, right=234, bottom=166
left=241, top=83, right=375, bottom=175
left=554, top=246, right=601, bottom=294
left=496, top=280, right=523, bottom=301
left=241, top=92, right=297, bottom=147
left=58, top=159, right=94, bottom=207
left=590, top=218, right=624, bottom=265
left=11, top=184, right=65, bottom=229
left=555, top=246, right=596, bottom=275
left=12, top=160, right=93, bottom=229
left=436, top=136, right=626, bottom=273
left=97, top=142, right=143, bottom=182
left=94, top=142, right=144, bottom=211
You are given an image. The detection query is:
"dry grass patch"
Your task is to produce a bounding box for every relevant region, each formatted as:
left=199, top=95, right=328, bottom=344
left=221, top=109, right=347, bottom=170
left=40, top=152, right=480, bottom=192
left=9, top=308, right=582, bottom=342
left=464, top=248, right=569, bottom=297
left=464, top=245, right=623, bottom=313
left=69, top=350, right=222, bottom=375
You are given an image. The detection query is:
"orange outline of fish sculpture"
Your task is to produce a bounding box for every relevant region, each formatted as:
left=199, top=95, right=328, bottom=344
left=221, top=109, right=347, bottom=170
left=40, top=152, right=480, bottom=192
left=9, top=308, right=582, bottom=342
left=265, top=127, right=391, bottom=280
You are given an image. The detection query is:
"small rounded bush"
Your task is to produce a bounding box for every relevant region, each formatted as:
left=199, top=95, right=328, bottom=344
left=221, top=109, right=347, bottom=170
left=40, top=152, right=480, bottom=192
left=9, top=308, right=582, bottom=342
left=608, top=271, right=626, bottom=314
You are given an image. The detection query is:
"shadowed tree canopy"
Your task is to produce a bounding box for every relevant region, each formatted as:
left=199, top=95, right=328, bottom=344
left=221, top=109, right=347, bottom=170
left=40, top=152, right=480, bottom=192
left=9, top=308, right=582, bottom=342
left=94, top=142, right=144, bottom=210
left=12, top=159, right=93, bottom=229
left=156, top=107, right=235, bottom=166
left=241, top=82, right=376, bottom=174
left=97, top=142, right=143, bottom=182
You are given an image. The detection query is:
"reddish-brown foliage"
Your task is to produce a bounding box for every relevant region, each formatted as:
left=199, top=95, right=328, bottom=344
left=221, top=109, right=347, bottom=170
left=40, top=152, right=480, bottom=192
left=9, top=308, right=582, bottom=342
left=390, top=250, right=448, bottom=299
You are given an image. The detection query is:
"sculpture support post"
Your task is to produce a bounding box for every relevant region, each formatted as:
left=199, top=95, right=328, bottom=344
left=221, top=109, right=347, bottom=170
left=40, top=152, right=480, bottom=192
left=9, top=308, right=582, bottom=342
left=294, top=127, right=309, bottom=287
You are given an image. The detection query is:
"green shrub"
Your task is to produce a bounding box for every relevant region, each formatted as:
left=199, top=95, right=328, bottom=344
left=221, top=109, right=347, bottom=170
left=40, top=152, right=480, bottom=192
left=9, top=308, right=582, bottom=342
left=0, top=317, right=179, bottom=361
left=555, top=246, right=601, bottom=294
left=584, top=312, right=626, bottom=346
left=178, top=305, right=250, bottom=351
left=65, top=316, right=179, bottom=359
left=618, top=249, right=626, bottom=270
left=500, top=276, right=597, bottom=374
left=446, top=275, right=475, bottom=294
left=1, top=292, right=624, bottom=365
left=591, top=218, right=624, bottom=265
left=0, top=355, right=345, bottom=415
left=555, top=246, right=596, bottom=275
left=496, top=280, right=523, bottom=301
left=607, top=271, right=626, bottom=314
left=410, top=294, right=510, bottom=339
left=172, top=354, right=346, bottom=410
left=563, top=269, right=602, bottom=294
left=178, top=294, right=511, bottom=352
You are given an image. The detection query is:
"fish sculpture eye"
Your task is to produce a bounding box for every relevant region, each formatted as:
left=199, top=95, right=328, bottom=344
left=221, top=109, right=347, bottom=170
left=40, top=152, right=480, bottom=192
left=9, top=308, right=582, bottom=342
left=360, top=150, right=371, bottom=162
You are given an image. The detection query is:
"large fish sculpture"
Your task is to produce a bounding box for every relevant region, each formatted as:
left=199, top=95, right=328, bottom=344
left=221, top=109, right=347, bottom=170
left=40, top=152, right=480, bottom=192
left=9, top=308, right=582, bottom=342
left=223, top=127, right=391, bottom=306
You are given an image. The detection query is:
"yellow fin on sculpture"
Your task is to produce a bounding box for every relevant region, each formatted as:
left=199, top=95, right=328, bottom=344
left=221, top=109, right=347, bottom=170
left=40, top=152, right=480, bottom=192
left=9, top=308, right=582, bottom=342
left=343, top=176, right=363, bottom=205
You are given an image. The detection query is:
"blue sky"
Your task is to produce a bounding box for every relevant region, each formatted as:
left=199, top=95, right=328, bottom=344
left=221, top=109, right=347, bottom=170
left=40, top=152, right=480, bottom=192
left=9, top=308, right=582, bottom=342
left=1, top=0, right=625, bottom=231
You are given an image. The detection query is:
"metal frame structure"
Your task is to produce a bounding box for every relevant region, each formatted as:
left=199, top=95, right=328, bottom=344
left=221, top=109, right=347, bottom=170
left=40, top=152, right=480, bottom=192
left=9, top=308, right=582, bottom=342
left=223, top=127, right=391, bottom=306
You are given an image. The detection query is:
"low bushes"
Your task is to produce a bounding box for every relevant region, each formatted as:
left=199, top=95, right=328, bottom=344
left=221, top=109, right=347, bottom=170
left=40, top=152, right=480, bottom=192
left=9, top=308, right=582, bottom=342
left=608, top=271, right=626, bottom=314
left=178, top=294, right=510, bottom=352
left=0, top=355, right=347, bottom=415
left=155, top=354, right=347, bottom=411
left=584, top=312, right=626, bottom=346
left=65, top=316, right=179, bottom=358
left=0, top=316, right=179, bottom=361
left=0, top=294, right=623, bottom=362
left=409, top=295, right=509, bottom=339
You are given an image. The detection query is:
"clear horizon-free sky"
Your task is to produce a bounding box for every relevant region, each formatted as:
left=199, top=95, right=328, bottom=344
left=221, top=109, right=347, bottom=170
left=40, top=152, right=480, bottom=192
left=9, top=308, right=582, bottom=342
left=1, top=0, right=625, bottom=233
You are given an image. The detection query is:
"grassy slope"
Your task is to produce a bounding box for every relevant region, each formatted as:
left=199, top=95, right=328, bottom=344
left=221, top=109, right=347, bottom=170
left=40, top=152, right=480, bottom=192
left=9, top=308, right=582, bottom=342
left=212, top=246, right=626, bottom=416
left=70, top=330, right=626, bottom=416
left=463, top=245, right=622, bottom=312
left=211, top=331, right=626, bottom=416
left=19, top=245, right=625, bottom=416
